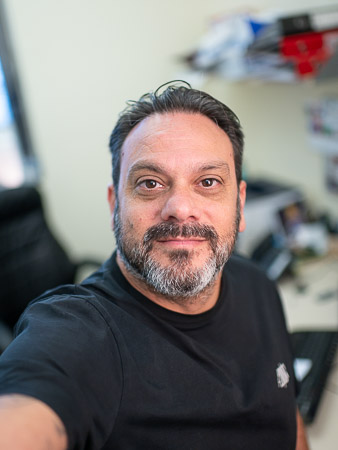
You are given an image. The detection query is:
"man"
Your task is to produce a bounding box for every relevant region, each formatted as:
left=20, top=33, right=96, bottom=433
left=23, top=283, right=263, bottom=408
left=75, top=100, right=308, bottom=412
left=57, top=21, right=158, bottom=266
left=0, top=83, right=309, bottom=449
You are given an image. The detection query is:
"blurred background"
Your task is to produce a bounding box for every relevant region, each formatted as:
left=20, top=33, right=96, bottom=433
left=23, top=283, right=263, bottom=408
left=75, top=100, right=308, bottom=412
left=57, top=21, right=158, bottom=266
left=1, top=1, right=338, bottom=448
left=1, top=0, right=337, bottom=262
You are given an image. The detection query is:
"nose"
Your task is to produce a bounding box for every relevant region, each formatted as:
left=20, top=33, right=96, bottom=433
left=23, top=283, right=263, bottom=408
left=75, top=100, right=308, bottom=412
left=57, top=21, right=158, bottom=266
left=160, top=188, right=201, bottom=223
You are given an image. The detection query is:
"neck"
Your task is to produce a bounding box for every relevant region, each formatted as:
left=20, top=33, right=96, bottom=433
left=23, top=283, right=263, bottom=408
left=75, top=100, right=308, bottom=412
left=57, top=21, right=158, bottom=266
left=116, top=253, right=222, bottom=315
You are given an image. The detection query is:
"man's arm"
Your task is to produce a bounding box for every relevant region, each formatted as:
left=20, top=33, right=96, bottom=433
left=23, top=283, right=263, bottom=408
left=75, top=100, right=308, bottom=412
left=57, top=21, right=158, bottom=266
left=0, top=394, right=68, bottom=450
left=296, top=408, right=310, bottom=450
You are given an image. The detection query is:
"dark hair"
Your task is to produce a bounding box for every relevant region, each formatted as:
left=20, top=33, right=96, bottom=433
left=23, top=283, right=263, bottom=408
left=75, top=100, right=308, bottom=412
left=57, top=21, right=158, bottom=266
left=109, top=81, right=244, bottom=192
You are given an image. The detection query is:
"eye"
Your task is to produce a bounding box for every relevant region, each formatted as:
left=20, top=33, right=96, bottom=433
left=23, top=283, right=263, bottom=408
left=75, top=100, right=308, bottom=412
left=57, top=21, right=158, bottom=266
left=139, top=179, right=164, bottom=189
left=200, top=178, right=219, bottom=188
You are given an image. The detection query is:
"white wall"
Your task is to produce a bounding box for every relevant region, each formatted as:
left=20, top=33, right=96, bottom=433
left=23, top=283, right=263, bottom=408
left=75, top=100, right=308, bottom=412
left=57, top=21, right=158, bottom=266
left=3, top=0, right=338, bottom=261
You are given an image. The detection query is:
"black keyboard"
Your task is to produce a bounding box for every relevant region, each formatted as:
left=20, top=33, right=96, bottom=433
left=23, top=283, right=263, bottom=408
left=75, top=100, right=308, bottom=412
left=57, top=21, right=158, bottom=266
left=291, top=330, right=338, bottom=424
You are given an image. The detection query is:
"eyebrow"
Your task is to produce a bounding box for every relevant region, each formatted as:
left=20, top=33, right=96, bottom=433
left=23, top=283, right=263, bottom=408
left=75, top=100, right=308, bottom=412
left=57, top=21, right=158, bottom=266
left=127, top=162, right=167, bottom=180
left=127, top=160, right=231, bottom=181
left=198, top=162, right=230, bottom=175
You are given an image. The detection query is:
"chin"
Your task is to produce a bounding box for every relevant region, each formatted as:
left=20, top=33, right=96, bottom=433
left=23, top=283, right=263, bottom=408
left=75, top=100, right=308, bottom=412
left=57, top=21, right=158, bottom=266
left=153, top=247, right=209, bottom=268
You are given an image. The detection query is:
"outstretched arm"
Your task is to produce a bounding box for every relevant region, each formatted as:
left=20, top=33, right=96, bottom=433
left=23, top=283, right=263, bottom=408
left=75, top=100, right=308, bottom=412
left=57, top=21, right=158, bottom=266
left=0, top=394, right=67, bottom=450
left=296, top=408, right=310, bottom=450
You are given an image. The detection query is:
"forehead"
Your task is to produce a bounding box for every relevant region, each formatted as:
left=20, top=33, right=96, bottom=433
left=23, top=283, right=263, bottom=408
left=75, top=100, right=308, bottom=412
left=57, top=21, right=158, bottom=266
left=120, top=112, right=234, bottom=175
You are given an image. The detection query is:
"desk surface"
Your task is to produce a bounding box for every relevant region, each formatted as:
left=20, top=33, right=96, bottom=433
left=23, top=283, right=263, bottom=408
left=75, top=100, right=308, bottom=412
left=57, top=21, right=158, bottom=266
left=279, top=256, right=338, bottom=331
left=278, top=238, right=338, bottom=450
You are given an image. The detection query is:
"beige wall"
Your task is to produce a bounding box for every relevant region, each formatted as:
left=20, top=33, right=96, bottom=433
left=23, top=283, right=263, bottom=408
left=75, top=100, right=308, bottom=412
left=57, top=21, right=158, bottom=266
left=3, top=0, right=338, bottom=261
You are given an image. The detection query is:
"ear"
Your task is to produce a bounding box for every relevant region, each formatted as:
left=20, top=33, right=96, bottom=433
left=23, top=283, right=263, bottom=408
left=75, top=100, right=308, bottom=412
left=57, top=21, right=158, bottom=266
left=238, top=180, right=246, bottom=233
left=107, top=183, right=116, bottom=213
left=107, top=183, right=116, bottom=229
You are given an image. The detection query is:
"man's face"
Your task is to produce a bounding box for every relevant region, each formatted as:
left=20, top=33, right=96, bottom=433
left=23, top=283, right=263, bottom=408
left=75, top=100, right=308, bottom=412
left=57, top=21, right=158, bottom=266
left=108, top=112, right=246, bottom=300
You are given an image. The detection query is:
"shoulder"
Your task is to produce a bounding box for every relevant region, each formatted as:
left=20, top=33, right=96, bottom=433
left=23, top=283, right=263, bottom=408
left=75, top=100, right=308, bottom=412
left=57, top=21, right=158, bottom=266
left=225, top=253, right=274, bottom=286
left=18, top=256, right=120, bottom=328
left=223, top=253, right=283, bottom=314
left=14, top=282, right=120, bottom=349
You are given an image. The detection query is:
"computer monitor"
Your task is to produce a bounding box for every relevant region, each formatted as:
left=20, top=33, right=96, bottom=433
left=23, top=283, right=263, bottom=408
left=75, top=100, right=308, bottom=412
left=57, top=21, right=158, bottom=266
left=0, top=0, right=38, bottom=189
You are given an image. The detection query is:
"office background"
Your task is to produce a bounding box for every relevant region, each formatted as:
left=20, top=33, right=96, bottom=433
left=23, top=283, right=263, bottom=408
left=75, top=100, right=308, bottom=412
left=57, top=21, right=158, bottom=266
left=3, top=0, right=338, bottom=263
left=1, top=2, right=338, bottom=449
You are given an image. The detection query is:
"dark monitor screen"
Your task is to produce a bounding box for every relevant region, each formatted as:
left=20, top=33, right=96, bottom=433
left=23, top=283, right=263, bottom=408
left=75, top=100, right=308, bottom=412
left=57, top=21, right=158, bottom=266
left=0, top=1, right=38, bottom=189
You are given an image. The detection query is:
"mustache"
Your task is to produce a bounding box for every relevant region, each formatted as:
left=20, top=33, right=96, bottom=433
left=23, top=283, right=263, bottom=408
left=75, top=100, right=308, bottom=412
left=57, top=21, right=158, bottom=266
left=143, top=222, right=219, bottom=251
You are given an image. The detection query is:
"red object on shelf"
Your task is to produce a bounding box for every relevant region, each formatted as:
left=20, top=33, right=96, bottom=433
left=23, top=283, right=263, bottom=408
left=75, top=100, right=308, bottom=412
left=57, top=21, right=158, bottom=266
left=280, top=29, right=338, bottom=77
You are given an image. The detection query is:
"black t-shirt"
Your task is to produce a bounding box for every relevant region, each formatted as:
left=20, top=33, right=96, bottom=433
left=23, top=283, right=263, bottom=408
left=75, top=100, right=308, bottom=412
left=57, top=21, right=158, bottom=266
left=0, top=253, right=297, bottom=449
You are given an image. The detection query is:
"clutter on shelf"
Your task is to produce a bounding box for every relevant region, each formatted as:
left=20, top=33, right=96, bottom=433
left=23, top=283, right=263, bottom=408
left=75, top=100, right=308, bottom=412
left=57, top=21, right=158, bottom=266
left=183, top=6, right=338, bottom=83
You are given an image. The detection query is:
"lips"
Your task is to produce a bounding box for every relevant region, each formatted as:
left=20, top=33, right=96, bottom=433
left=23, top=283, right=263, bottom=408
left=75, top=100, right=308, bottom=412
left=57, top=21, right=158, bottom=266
left=144, top=223, right=217, bottom=242
left=142, top=222, right=219, bottom=253
left=157, top=238, right=207, bottom=247
left=157, top=237, right=206, bottom=242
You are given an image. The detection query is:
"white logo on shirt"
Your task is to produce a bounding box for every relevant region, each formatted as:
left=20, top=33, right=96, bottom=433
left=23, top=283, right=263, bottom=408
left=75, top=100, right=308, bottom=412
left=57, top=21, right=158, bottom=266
left=276, top=363, right=290, bottom=388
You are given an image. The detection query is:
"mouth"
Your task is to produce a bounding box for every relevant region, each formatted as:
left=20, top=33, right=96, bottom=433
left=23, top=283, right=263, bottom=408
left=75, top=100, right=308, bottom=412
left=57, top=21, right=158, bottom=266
left=142, top=223, right=218, bottom=253
left=156, top=238, right=207, bottom=248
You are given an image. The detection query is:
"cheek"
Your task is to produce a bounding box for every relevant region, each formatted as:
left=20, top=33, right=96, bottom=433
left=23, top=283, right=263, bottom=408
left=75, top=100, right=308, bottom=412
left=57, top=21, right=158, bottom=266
left=120, top=204, right=152, bottom=237
left=209, top=203, right=238, bottom=234
left=123, top=198, right=160, bottom=226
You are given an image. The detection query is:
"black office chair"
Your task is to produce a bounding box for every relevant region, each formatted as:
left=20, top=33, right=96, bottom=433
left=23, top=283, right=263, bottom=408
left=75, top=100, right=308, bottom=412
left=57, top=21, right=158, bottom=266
left=0, top=186, right=101, bottom=351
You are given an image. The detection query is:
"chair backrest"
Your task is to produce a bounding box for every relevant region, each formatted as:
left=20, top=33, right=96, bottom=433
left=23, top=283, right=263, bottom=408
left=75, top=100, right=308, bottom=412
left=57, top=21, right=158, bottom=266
left=0, top=187, right=77, bottom=329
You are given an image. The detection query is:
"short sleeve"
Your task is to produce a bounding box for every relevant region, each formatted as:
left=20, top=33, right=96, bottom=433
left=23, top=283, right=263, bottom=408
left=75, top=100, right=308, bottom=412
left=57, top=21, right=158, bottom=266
left=0, top=293, right=123, bottom=449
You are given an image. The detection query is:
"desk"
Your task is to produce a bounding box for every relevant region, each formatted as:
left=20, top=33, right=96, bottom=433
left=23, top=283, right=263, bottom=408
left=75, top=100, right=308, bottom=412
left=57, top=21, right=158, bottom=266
left=278, top=238, right=338, bottom=450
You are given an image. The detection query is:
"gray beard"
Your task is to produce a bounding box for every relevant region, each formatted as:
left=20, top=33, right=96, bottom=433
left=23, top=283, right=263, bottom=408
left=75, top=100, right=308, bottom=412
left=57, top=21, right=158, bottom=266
left=113, top=200, right=240, bottom=300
